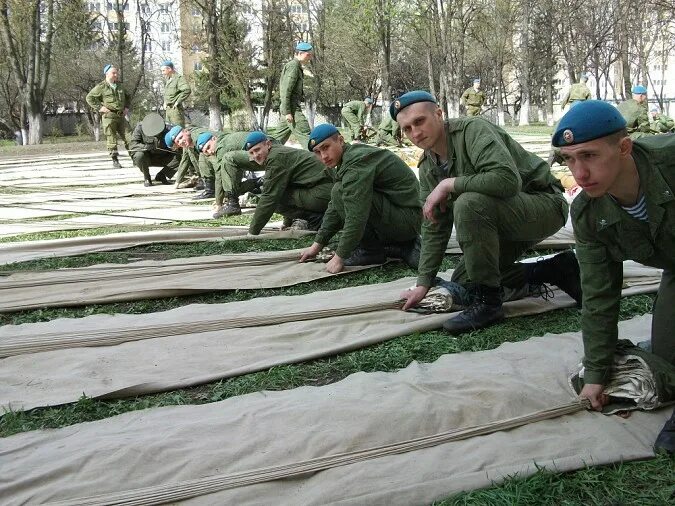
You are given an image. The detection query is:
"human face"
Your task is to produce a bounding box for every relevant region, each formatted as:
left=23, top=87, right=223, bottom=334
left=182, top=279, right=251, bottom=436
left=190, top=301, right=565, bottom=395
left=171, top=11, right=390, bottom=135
left=161, top=66, right=173, bottom=78
left=248, top=140, right=273, bottom=165
left=312, top=135, right=344, bottom=168
left=202, top=137, right=217, bottom=156
left=106, top=67, right=119, bottom=83
left=559, top=136, right=632, bottom=198
left=297, top=51, right=312, bottom=64
left=175, top=129, right=193, bottom=148
left=633, top=93, right=647, bottom=103
left=473, top=81, right=480, bottom=91
left=395, top=102, right=444, bottom=151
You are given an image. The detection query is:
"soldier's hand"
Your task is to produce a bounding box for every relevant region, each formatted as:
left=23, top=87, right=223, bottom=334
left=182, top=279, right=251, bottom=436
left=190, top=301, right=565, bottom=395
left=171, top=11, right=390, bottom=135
left=579, top=383, right=608, bottom=411
left=400, top=285, right=429, bottom=310
left=423, top=179, right=454, bottom=223
left=286, top=113, right=294, bottom=124
left=326, top=255, right=344, bottom=274
left=299, top=242, right=323, bottom=262
left=99, top=106, right=110, bottom=114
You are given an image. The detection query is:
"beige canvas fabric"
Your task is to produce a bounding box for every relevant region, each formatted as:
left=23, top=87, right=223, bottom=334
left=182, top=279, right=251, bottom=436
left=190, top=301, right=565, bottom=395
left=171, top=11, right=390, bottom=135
left=0, top=315, right=670, bottom=506
left=0, top=262, right=661, bottom=411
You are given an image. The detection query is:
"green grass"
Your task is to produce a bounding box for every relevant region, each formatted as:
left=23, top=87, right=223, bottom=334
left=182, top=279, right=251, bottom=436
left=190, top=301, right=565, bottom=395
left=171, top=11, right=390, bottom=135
left=504, top=124, right=554, bottom=136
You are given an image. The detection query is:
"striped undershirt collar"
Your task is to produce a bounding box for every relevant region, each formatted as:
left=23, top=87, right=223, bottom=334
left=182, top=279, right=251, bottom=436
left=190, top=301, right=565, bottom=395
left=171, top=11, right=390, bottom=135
left=610, top=192, right=649, bottom=222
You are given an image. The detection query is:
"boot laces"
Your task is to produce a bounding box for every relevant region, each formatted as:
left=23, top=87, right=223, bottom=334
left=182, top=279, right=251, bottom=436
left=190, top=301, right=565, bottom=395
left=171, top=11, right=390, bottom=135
left=530, top=282, right=555, bottom=301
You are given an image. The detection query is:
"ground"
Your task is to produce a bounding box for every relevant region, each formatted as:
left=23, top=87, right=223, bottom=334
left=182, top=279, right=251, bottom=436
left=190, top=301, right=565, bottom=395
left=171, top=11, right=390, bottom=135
left=0, top=133, right=673, bottom=504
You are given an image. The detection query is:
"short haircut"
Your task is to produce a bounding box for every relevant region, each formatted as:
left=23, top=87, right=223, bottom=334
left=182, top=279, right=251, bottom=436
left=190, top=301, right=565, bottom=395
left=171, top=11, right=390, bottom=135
left=603, top=128, right=628, bottom=145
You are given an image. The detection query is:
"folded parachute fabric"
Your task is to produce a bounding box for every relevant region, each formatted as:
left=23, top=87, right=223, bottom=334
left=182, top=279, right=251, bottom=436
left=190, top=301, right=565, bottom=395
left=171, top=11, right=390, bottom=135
left=1, top=315, right=670, bottom=505
left=0, top=262, right=662, bottom=411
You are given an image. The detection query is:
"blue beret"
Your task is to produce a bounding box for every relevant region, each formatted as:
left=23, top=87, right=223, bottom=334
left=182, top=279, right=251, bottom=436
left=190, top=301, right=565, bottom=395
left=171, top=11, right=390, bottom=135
left=552, top=100, right=626, bottom=147
left=243, top=131, right=268, bottom=150
left=472, top=78, right=481, bottom=83
left=103, top=64, right=113, bottom=75
left=195, top=132, right=213, bottom=152
left=164, top=125, right=183, bottom=148
left=364, top=97, right=373, bottom=104
left=632, top=85, right=647, bottom=94
left=389, top=90, right=437, bottom=120
left=296, top=41, right=313, bottom=52
left=161, top=60, right=174, bottom=68
left=308, top=124, right=339, bottom=151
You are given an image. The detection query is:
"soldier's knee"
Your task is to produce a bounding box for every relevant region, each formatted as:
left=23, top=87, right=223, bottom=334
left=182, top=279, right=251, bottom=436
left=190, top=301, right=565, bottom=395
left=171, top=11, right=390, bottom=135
left=453, top=192, right=494, bottom=220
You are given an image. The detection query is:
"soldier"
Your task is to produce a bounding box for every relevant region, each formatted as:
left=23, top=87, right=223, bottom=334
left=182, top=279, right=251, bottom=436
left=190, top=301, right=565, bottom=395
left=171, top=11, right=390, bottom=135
left=340, top=97, right=374, bottom=142
left=240, top=131, right=333, bottom=234
left=553, top=100, right=675, bottom=454
left=300, top=124, right=422, bottom=272
left=375, top=109, right=402, bottom=147
left=165, top=125, right=216, bottom=198
left=128, top=112, right=179, bottom=186
left=650, top=107, right=675, bottom=133
left=270, top=41, right=313, bottom=147
left=161, top=61, right=192, bottom=127
left=560, top=73, right=592, bottom=110
left=461, top=78, right=486, bottom=117
left=617, top=85, right=651, bottom=139
left=393, top=91, right=580, bottom=334
left=86, top=64, right=132, bottom=169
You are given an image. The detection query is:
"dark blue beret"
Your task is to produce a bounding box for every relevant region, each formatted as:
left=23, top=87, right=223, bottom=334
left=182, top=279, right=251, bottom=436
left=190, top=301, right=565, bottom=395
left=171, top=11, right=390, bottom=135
left=308, top=124, right=339, bottom=150
left=296, top=41, right=313, bottom=52
left=389, top=90, right=437, bottom=120
left=552, top=100, right=626, bottom=147
left=244, top=131, right=268, bottom=150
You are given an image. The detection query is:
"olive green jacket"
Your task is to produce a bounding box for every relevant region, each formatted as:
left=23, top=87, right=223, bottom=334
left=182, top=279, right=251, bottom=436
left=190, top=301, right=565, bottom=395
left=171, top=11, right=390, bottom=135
left=572, top=135, right=675, bottom=385
left=342, top=100, right=367, bottom=122
left=617, top=99, right=651, bottom=134
left=176, top=126, right=214, bottom=176
left=216, top=132, right=249, bottom=154
left=128, top=123, right=170, bottom=154
left=461, top=87, right=486, bottom=108
left=279, top=59, right=304, bottom=115
left=164, top=73, right=191, bottom=107
left=561, top=82, right=592, bottom=109
left=651, top=113, right=675, bottom=133
left=416, top=118, right=564, bottom=287
left=86, top=80, right=131, bottom=114
left=315, top=143, right=421, bottom=258
left=249, top=145, right=333, bottom=235
left=378, top=113, right=399, bottom=135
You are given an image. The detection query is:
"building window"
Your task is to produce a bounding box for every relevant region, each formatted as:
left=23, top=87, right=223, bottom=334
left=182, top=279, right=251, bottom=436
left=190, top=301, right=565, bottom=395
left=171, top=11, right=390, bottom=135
left=194, top=61, right=203, bottom=71
left=161, top=23, right=170, bottom=33
left=161, top=41, right=171, bottom=51
left=89, top=2, right=100, bottom=11
left=159, top=3, right=169, bottom=13
left=290, top=4, right=305, bottom=14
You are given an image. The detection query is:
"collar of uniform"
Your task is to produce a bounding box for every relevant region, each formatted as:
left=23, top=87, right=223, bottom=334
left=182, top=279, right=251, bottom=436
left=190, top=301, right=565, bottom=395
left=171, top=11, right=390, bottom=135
left=592, top=197, right=623, bottom=232
left=633, top=145, right=674, bottom=206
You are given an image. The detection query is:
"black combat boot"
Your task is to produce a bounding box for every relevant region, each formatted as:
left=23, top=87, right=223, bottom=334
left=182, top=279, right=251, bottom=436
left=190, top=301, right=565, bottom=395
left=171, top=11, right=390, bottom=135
left=655, top=410, right=675, bottom=454
left=385, top=236, right=421, bottom=269
left=155, top=168, right=173, bottom=185
left=213, top=193, right=242, bottom=218
left=140, top=166, right=152, bottom=187
left=193, top=177, right=215, bottom=199
left=442, top=284, right=504, bottom=334
left=250, top=176, right=265, bottom=195
left=343, top=246, right=386, bottom=266
left=304, top=212, right=324, bottom=231
left=111, top=154, right=122, bottom=169
left=524, top=250, right=582, bottom=307
left=195, top=178, right=205, bottom=191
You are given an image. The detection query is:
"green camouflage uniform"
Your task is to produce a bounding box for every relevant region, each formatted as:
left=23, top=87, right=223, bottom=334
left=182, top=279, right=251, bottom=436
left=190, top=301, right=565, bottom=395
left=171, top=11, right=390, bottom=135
left=651, top=113, right=675, bottom=133
left=341, top=100, right=368, bottom=140
left=164, top=73, right=192, bottom=126
left=86, top=80, right=132, bottom=156
left=375, top=112, right=401, bottom=146
left=128, top=123, right=179, bottom=181
left=561, top=82, right=592, bottom=109
left=271, top=58, right=311, bottom=146
left=572, top=135, right=675, bottom=384
left=248, top=145, right=334, bottom=234
left=461, top=87, right=486, bottom=117
left=213, top=132, right=260, bottom=206
left=417, top=118, right=568, bottom=289
left=173, top=126, right=213, bottom=186
left=314, top=143, right=421, bottom=258
left=617, top=99, right=652, bottom=140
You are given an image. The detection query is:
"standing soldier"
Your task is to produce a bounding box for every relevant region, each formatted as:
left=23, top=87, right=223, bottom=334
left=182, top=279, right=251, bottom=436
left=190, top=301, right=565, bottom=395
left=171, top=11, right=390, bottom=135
left=341, top=97, right=374, bottom=142
left=560, top=73, right=592, bottom=110
left=161, top=61, right=192, bottom=127
left=617, top=85, right=651, bottom=140
left=461, top=78, right=486, bottom=117
left=271, top=41, right=313, bottom=147
left=86, top=64, right=132, bottom=169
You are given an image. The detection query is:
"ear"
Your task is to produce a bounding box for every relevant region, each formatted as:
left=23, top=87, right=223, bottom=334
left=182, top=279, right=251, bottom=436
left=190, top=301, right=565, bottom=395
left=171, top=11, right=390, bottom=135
left=618, top=136, right=633, bottom=157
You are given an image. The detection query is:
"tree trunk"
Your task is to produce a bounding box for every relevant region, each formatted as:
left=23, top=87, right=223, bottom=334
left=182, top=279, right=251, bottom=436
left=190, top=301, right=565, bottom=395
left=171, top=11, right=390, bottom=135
left=209, top=97, right=222, bottom=131
left=27, top=106, right=43, bottom=145
left=518, top=0, right=530, bottom=126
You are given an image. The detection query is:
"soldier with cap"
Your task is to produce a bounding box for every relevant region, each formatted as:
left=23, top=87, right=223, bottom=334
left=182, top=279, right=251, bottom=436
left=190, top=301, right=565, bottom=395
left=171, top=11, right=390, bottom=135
left=650, top=107, right=675, bottom=133
left=341, top=97, right=374, bottom=142
left=552, top=99, right=675, bottom=454
left=299, top=124, right=422, bottom=272
left=86, top=64, right=132, bottom=169
left=161, top=61, right=192, bottom=127
left=393, top=90, right=580, bottom=334
left=271, top=41, right=313, bottom=146
left=461, top=79, right=486, bottom=117
left=165, top=125, right=216, bottom=198
left=561, top=73, right=592, bottom=110
left=617, top=85, right=652, bottom=139
left=375, top=109, right=402, bottom=147
left=128, top=112, right=179, bottom=186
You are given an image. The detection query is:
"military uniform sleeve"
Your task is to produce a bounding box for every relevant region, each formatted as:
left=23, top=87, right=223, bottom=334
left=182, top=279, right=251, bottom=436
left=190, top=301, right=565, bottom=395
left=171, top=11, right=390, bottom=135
left=417, top=163, right=453, bottom=287
left=249, top=160, right=293, bottom=235
left=128, top=124, right=145, bottom=153
left=573, top=201, right=624, bottom=385
left=86, top=83, right=103, bottom=109
left=280, top=62, right=300, bottom=115
left=452, top=122, right=522, bottom=198
left=175, top=75, right=192, bottom=105
left=561, top=90, right=570, bottom=109
left=314, top=194, right=342, bottom=246
left=461, top=88, right=470, bottom=105
left=332, top=164, right=376, bottom=258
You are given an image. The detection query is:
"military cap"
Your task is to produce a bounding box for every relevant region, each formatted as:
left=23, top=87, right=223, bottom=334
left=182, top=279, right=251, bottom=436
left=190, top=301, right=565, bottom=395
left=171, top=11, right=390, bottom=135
left=650, top=107, right=659, bottom=113
left=164, top=125, right=183, bottom=148
left=551, top=100, right=626, bottom=147
left=632, top=85, right=647, bottom=94
left=389, top=90, right=437, bottom=120
left=140, top=112, right=166, bottom=138
left=195, top=132, right=213, bottom=152
left=243, top=131, right=268, bottom=150
left=472, top=78, right=481, bottom=84
left=364, top=97, right=374, bottom=104
left=103, top=64, right=113, bottom=75
left=307, top=124, right=339, bottom=151
left=580, top=73, right=589, bottom=81
left=161, top=60, right=174, bottom=68
left=295, top=41, right=313, bottom=52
